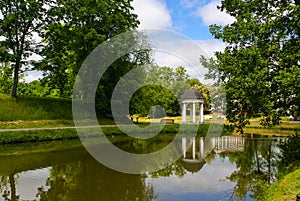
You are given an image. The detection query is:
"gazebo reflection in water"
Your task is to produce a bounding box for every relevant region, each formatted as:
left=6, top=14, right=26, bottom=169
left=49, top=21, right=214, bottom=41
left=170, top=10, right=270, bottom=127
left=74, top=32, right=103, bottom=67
left=181, top=136, right=245, bottom=173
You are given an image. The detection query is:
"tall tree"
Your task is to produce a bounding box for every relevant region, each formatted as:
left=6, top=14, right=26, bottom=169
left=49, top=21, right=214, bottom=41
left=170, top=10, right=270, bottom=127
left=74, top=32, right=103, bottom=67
left=38, top=0, right=141, bottom=99
left=203, top=0, right=300, bottom=133
left=0, top=0, right=47, bottom=97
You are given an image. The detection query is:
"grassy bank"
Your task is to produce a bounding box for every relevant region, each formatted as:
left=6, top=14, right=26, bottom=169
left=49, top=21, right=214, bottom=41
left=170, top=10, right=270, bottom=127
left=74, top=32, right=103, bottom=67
left=225, top=119, right=300, bottom=136
left=0, top=94, right=73, bottom=121
left=242, top=127, right=299, bottom=136
left=264, top=162, right=300, bottom=201
left=0, top=119, right=75, bottom=129
left=0, top=128, right=78, bottom=143
left=0, top=94, right=117, bottom=128
left=0, top=124, right=234, bottom=144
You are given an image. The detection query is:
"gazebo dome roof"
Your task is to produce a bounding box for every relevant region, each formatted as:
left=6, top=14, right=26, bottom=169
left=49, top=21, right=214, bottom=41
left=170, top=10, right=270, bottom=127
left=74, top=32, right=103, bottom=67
left=181, top=88, right=204, bottom=100
left=181, top=159, right=205, bottom=173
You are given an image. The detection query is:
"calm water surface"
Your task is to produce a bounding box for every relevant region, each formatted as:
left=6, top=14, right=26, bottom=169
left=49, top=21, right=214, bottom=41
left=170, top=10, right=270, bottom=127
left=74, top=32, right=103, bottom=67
left=0, top=136, right=284, bottom=201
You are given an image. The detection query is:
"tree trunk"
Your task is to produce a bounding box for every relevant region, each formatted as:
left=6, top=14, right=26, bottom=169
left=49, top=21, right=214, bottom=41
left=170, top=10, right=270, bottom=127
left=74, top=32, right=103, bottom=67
left=9, top=174, right=18, bottom=201
left=11, top=60, right=20, bottom=98
left=268, top=143, right=271, bottom=184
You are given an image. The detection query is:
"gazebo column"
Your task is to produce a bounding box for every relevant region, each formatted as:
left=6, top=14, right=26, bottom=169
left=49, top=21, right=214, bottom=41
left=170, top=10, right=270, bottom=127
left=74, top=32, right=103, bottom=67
left=182, top=103, right=186, bottom=123
left=192, top=137, right=196, bottom=159
left=182, top=137, right=186, bottom=158
left=192, top=102, right=196, bottom=123
left=190, top=138, right=195, bottom=159
left=199, top=103, right=204, bottom=123
left=199, top=137, right=204, bottom=159
left=189, top=103, right=193, bottom=123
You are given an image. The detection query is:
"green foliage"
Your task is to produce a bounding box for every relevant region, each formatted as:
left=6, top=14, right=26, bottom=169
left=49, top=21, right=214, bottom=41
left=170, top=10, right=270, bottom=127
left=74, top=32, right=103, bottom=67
left=0, top=0, right=144, bottom=104
left=203, top=0, right=300, bottom=133
left=145, top=66, right=190, bottom=97
left=0, top=0, right=48, bottom=97
left=130, top=65, right=191, bottom=117
left=189, top=78, right=211, bottom=112
left=17, top=80, right=62, bottom=98
left=37, top=0, right=142, bottom=102
left=0, top=62, right=12, bottom=94
left=97, top=44, right=150, bottom=115
left=259, top=111, right=282, bottom=127
left=130, top=85, right=180, bottom=117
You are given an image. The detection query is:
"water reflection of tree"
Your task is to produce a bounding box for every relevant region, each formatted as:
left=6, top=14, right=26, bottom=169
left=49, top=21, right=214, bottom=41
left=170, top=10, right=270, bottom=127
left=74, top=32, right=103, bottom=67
left=221, top=137, right=280, bottom=200
left=36, top=155, right=156, bottom=201
left=151, top=160, right=186, bottom=178
left=0, top=174, right=20, bottom=201
left=278, top=135, right=300, bottom=173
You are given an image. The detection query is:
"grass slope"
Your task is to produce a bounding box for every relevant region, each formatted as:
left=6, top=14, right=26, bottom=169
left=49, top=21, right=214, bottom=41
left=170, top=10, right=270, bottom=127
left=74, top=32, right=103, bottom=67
left=0, top=94, right=73, bottom=121
left=265, top=167, right=300, bottom=201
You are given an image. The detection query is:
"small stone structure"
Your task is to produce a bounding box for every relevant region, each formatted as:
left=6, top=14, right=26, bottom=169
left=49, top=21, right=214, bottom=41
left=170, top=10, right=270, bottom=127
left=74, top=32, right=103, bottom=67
left=180, top=88, right=204, bottom=124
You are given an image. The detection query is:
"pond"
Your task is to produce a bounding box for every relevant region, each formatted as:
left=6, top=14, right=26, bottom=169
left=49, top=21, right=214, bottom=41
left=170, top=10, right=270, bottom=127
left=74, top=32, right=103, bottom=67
left=0, top=135, right=286, bottom=201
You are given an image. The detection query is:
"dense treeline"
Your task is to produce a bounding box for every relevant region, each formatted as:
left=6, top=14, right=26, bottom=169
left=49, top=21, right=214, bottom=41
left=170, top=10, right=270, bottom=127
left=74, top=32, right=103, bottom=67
left=1, top=61, right=210, bottom=117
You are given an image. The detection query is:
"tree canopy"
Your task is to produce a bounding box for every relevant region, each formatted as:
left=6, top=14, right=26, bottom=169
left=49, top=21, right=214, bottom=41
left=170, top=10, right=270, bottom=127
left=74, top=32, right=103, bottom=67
left=0, top=0, right=47, bottom=97
left=37, top=0, right=140, bottom=99
left=202, top=0, right=300, bottom=133
left=0, top=0, right=141, bottom=102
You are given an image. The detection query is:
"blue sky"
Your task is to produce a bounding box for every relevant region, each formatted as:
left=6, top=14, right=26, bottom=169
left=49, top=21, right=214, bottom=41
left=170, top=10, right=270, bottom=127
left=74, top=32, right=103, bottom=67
left=165, top=0, right=213, bottom=40
left=132, top=0, right=235, bottom=80
left=132, top=0, right=235, bottom=40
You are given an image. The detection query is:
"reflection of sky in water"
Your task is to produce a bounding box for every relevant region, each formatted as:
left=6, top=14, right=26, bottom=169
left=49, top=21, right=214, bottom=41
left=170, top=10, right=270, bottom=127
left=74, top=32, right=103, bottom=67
left=16, top=168, right=50, bottom=201
left=0, top=136, right=278, bottom=201
left=146, top=155, right=238, bottom=201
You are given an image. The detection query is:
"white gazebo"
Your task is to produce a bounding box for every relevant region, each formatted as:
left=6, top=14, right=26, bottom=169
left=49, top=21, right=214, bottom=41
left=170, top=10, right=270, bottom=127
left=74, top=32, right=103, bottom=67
left=181, top=88, right=205, bottom=124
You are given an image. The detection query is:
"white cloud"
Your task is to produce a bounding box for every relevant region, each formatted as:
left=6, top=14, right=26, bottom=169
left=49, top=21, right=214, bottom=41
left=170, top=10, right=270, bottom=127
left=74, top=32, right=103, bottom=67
left=132, top=0, right=172, bottom=29
left=146, top=156, right=236, bottom=195
left=149, top=35, right=225, bottom=83
left=180, top=0, right=211, bottom=8
left=194, top=0, right=235, bottom=26
left=180, top=0, right=199, bottom=8
left=17, top=168, right=50, bottom=200
left=150, top=36, right=207, bottom=81
left=196, top=39, right=226, bottom=58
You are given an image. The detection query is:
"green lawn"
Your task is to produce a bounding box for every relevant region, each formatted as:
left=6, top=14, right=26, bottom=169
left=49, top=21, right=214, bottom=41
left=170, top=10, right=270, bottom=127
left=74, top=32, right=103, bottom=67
left=264, top=166, right=300, bottom=201
left=1, top=93, right=299, bottom=136
left=0, top=94, right=73, bottom=121
left=0, top=94, right=117, bottom=128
